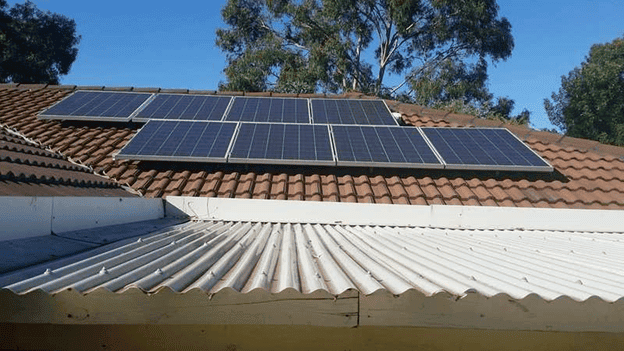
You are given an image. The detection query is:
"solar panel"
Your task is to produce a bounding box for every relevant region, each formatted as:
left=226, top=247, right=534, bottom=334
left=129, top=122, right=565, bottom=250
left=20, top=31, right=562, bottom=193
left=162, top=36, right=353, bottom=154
left=225, top=97, right=309, bottom=123
left=229, top=123, right=334, bottom=165
left=115, top=120, right=237, bottom=162
left=133, top=94, right=231, bottom=122
left=421, top=127, right=553, bottom=172
left=332, top=125, right=442, bottom=168
left=39, top=91, right=152, bottom=122
left=311, top=99, right=397, bottom=125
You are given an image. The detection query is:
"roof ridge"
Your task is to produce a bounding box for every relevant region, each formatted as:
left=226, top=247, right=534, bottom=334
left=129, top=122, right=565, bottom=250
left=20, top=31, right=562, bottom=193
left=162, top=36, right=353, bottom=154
left=0, top=170, right=123, bottom=189
left=0, top=83, right=379, bottom=100
left=0, top=123, right=133, bottom=192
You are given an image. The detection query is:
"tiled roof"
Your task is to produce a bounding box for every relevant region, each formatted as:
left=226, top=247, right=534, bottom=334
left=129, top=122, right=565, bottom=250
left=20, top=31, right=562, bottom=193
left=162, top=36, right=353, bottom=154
left=0, top=122, right=136, bottom=197
left=1, top=83, right=623, bottom=208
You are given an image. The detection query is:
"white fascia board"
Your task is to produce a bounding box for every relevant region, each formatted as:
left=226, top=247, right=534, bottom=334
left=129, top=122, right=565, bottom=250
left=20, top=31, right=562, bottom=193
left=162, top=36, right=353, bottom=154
left=165, top=196, right=624, bottom=233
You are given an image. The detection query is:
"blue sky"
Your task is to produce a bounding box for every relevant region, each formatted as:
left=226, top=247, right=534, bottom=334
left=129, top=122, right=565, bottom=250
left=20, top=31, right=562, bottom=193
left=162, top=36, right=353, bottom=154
left=8, top=0, right=624, bottom=130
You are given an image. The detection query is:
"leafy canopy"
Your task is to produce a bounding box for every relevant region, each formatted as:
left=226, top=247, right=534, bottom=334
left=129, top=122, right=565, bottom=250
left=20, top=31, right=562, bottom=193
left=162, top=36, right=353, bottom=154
left=544, top=37, right=624, bottom=146
left=0, top=0, right=81, bottom=84
left=216, top=0, right=513, bottom=100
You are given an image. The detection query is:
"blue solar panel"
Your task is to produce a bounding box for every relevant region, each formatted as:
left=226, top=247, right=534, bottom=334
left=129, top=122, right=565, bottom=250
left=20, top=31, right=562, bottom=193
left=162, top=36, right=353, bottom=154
left=311, top=99, right=397, bottom=125
left=421, top=128, right=553, bottom=172
left=229, top=123, right=334, bottom=165
left=134, top=94, right=231, bottom=122
left=39, top=91, right=152, bottom=121
left=332, top=125, right=442, bottom=168
left=115, top=120, right=237, bottom=162
left=225, top=97, right=309, bottom=123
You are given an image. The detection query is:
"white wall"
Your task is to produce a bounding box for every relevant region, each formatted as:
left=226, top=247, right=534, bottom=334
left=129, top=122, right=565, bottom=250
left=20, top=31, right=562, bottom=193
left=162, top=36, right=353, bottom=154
left=0, top=196, right=164, bottom=241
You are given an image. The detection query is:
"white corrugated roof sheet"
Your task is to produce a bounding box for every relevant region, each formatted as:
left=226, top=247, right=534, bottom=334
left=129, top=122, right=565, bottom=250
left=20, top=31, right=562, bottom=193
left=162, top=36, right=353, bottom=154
left=4, top=219, right=624, bottom=302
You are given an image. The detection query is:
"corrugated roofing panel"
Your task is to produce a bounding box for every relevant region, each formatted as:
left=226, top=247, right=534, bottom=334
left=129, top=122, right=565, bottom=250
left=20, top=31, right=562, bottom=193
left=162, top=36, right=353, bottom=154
left=4, top=220, right=624, bottom=302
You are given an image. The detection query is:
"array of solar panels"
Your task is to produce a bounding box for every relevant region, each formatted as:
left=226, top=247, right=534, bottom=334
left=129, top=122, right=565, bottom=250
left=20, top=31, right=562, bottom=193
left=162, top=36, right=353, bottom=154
left=39, top=91, right=553, bottom=172
left=39, top=91, right=396, bottom=125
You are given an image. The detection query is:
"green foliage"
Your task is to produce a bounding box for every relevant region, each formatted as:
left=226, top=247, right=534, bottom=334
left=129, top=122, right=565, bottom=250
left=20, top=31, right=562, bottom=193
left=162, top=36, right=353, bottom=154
left=216, top=0, right=513, bottom=99
left=411, top=57, right=491, bottom=106
left=544, top=37, right=624, bottom=146
left=0, top=0, right=80, bottom=84
left=430, top=97, right=530, bottom=125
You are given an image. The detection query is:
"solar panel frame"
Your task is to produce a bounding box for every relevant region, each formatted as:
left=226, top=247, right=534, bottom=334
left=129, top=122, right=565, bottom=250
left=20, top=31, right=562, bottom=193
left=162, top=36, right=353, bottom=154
left=38, top=90, right=153, bottom=122
left=421, top=127, right=554, bottom=172
left=331, top=125, right=444, bottom=169
left=310, top=99, right=399, bottom=125
left=228, top=122, right=335, bottom=166
left=132, top=94, right=233, bottom=122
left=224, top=96, right=311, bottom=123
left=114, top=120, right=238, bottom=163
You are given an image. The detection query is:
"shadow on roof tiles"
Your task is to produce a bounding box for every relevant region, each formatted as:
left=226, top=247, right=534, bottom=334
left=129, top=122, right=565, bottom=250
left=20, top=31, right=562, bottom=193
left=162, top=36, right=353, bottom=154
left=133, top=160, right=570, bottom=184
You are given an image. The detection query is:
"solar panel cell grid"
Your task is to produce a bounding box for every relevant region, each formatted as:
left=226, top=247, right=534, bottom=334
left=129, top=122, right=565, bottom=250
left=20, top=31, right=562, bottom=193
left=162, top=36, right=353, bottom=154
left=135, top=94, right=231, bottom=121
left=332, top=125, right=442, bottom=168
left=115, top=120, right=236, bottom=162
left=421, top=128, right=552, bottom=171
left=225, top=97, right=309, bottom=123
left=40, top=91, right=152, bottom=121
left=311, top=99, right=397, bottom=125
left=229, top=123, right=334, bottom=165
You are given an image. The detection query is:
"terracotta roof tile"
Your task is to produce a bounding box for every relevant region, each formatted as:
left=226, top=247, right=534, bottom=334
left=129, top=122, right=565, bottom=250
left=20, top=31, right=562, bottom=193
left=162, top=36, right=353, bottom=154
left=252, top=173, right=271, bottom=199
left=320, top=175, right=340, bottom=202
left=287, top=174, right=305, bottom=200
left=484, top=184, right=511, bottom=203
left=418, top=177, right=444, bottom=202
left=182, top=171, right=206, bottom=197
left=304, top=174, right=323, bottom=201
left=370, top=175, right=392, bottom=204
left=117, top=166, right=139, bottom=186
left=1, top=84, right=623, bottom=210
left=353, top=175, right=375, bottom=203
left=166, top=170, right=191, bottom=197
left=337, top=175, right=357, bottom=203
left=144, top=170, right=173, bottom=197
left=465, top=179, right=495, bottom=204
left=235, top=172, right=255, bottom=199
left=433, top=177, right=460, bottom=202
left=218, top=172, right=238, bottom=198
left=199, top=172, right=222, bottom=197
left=386, top=176, right=410, bottom=204
left=270, top=173, right=287, bottom=200
left=133, top=169, right=158, bottom=194
left=461, top=197, right=481, bottom=206
left=0, top=126, right=134, bottom=197
left=400, top=176, right=427, bottom=205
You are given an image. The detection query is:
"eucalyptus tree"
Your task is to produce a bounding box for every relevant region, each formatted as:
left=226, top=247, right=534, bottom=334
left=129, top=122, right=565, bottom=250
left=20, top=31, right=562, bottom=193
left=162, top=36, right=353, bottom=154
left=544, top=36, right=624, bottom=145
left=216, top=0, right=513, bottom=99
left=0, top=0, right=80, bottom=84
